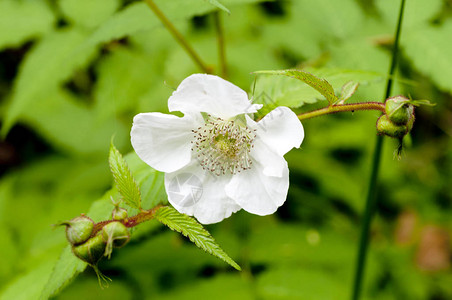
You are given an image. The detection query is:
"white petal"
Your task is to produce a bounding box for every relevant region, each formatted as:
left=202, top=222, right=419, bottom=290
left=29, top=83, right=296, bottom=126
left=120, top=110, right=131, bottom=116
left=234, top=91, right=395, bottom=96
left=168, top=74, right=262, bottom=119
left=165, top=161, right=241, bottom=224
left=225, top=159, right=289, bottom=216
left=131, top=112, right=200, bottom=173
left=248, top=107, right=304, bottom=156
left=251, top=137, right=287, bottom=178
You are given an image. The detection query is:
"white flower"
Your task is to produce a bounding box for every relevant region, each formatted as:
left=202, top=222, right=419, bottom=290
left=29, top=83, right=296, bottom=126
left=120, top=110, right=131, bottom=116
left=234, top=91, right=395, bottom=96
left=131, top=74, right=304, bottom=224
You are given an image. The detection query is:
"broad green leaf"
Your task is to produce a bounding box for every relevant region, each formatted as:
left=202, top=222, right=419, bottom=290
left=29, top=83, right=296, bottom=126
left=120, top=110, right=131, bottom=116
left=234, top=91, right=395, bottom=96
left=255, top=69, right=338, bottom=105
left=59, top=0, right=120, bottom=29
left=205, top=0, right=230, bottom=14
left=39, top=246, right=86, bottom=299
left=0, top=0, right=55, bottom=49
left=337, top=81, right=359, bottom=104
left=376, top=0, right=443, bottom=30
left=1, top=28, right=97, bottom=136
left=86, top=0, right=270, bottom=47
left=109, top=143, right=142, bottom=209
left=254, top=68, right=384, bottom=109
left=292, top=0, right=363, bottom=40
left=94, top=47, right=157, bottom=120
left=0, top=259, right=56, bottom=300
left=154, top=206, right=241, bottom=270
left=20, top=87, right=129, bottom=156
left=404, top=21, right=452, bottom=94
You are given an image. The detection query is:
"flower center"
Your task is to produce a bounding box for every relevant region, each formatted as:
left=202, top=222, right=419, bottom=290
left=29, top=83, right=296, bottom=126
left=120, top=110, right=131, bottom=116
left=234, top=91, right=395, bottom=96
left=191, top=116, right=256, bottom=176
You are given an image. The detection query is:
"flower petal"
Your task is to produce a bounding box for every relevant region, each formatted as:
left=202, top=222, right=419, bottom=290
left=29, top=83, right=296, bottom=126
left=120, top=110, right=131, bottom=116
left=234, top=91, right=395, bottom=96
left=225, top=158, right=289, bottom=216
left=165, top=161, right=241, bottom=224
left=249, top=107, right=304, bottom=156
left=168, top=74, right=262, bottom=119
left=131, top=112, right=200, bottom=173
left=251, top=137, right=287, bottom=178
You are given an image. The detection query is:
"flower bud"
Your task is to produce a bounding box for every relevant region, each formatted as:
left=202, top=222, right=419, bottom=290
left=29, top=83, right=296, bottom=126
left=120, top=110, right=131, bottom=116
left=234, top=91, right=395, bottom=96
left=112, top=207, right=128, bottom=221
left=102, top=221, right=130, bottom=259
left=72, top=234, right=106, bottom=265
left=385, top=96, right=414, bottom=125
left=102, top=221, right=130, bottom=248
left=61, top=215, right=94, bottom=245
left=376, top=114, right=408, bottom=139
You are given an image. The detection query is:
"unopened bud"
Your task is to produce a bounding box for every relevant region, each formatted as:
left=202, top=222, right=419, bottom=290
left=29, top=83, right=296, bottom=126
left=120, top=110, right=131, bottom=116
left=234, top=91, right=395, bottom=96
left=376, top=114, right=409, bottom=138
left=61, top=215, right=94, bottom=245
left=102, top=221, right=130, bottom=259
left=385, top=96, right=414, bottom=125
left=112, top=207, right=128, bottom=221
left=72, top=234, right=106, bottom=265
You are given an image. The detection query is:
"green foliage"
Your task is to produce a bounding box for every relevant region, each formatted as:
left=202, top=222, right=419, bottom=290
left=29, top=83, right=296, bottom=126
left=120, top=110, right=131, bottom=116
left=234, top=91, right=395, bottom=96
left=205, top=0, right=230, bottom=14
left=154, top=206, right=241, bottom=271
left=1, top=0, right=451, bottom=299
left=403, top=21, right=452, bottom=94
left=255, top=69, right=338, bottom=105
left=0, top=0, right=54, bottom=49
left=254, top=69, right=383, bottom=110
left=338, top=81, right=359, bottom=104
left=1, top=28, right=97, bottom=136
left=109, top=143, right=142, bottom=209
left=40, top=247, right=87, bottom=299
left=59, top=0, right=120, bottom=29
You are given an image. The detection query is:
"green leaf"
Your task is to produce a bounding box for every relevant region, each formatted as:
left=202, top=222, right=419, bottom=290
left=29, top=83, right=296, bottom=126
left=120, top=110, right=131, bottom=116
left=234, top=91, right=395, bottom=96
left=253, top=68, right=384, bottom=109
left=0, top=259, right=56, bottom=300
left=0, top=0, right=55, bottom=50
left=109, top=143, right=142, bottom=209
left=1, top=28, right=97, bottom=137
left=59, top=0, right=120, bottom=29
left=39, top=246, right=87, bottom=299
left=255, top=69, right=338, bottom=105
left=20, top=87, right=129, bottom=156
left=404, top=21, right=452, bottom=94
left=337, top=81, right=359, bottom=104
left=154, top=206, right=241, bottom=271
left=205, top=0, right=230, bottom=14
left=86, top=0, right=270, bottom=47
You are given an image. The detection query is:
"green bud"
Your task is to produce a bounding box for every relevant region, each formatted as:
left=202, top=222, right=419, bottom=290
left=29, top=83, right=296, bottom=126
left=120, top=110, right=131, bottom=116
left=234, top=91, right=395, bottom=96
left=102, top=221, right=130, bottom=259
left=376, top=114, right=408, bottom=138
left=72, top=234, right=106, bottom=265
left=102, top=221, right=130, bottom=248
left=112, top=207, right=128, bottom=221
left=385, top=96, right=414, bottom=125
left=61, top=215, right=94, bottom=246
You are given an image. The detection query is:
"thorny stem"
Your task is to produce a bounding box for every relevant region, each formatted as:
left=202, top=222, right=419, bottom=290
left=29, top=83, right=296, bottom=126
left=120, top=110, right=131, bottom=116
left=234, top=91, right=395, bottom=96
left=297, top=102, right=385, bottom=121
left=214, top=11, right=228, bottom=79
left=351, top=0, right=406, bottom=299
left=91, top=205, right=162, bottom=236
left=144, top=0, right=211, bottom=73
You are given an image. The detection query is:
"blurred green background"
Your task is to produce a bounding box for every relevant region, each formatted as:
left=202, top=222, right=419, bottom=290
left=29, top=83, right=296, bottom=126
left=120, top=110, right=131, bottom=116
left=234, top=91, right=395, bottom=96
left=0, top=0, right=451, bottom=299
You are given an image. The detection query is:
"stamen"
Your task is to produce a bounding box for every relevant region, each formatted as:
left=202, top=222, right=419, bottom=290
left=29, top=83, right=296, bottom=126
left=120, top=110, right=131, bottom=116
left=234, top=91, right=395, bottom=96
left=191, top=116, right=255, bottom=176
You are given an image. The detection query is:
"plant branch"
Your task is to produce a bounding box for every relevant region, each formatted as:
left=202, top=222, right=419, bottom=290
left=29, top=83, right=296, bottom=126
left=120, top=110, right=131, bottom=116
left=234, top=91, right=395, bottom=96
left=297, top=102, right=385, bottom=121
left=351, top=0, right=406, bottom=299
left=214, top=11, right=227, bottom=78
left=145, top=0, right=211, bottom=73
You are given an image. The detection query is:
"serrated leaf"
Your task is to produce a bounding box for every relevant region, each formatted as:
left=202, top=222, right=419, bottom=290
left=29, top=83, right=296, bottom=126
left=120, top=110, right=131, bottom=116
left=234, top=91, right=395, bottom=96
left=253, top=68, right=384, bottom=109
left=337, top=81, right=359, bottom=104
left=255, top=69, right=338, bottom=105
left=205, top=0, right=230, bottom=14
left=39, top=246, right=86, bottom=299
left=1, top=28, right=97, bottom=137
left=109, top=143, right=142, bottom=209
left=0, top=0, right=55, bottom=49
left=154, top=206, right=241, bottom=270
